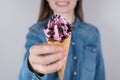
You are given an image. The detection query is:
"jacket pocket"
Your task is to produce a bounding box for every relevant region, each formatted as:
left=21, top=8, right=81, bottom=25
left=83, top=45, right=97, bottom=72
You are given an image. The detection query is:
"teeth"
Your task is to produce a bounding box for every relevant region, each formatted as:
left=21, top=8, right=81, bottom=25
left=56, top=2, right=69, bottom=6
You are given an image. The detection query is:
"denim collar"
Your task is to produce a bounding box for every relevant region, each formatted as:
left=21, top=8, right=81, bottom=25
left=72, top=17, right=82, bottom=27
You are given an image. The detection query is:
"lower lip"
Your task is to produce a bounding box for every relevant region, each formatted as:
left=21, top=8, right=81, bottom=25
left=56, top=2, right=69, bottom=7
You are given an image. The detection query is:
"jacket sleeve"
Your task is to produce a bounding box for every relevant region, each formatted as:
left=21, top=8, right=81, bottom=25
left=94, top=29, right=106, bottom=80
left=19, top=26, right=48, bottom=80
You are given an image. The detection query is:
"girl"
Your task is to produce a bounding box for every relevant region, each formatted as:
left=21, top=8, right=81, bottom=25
left=19, top=0, right=105, bottom=80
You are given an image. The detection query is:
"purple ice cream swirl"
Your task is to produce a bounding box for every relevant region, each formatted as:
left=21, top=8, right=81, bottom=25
left=44, top=15, right=72, bottom=42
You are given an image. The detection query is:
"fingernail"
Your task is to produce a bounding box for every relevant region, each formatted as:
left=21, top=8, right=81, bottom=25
left=62, top=57, right=66, bottom=62
left=63, top=51, right=67, bottom=56
left=56, top=46, right=63, bottom=51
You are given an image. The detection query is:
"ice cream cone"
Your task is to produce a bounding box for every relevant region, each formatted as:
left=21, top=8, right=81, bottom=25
left=46, top=36, right=71, bottom=80
left=43, top=14, right=72, bottom=80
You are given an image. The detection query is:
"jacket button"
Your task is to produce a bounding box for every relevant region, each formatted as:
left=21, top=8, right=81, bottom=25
left=74, top=71, right=77, bottom=76
left=73, top=56, right=77, bottom=60
left=93, top=48, right=96, bottom=53
left=72, top=42, right=75, bottom=45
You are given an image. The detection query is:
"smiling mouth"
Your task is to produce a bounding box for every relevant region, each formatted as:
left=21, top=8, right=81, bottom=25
left=56, top=1, right=69, bottom=7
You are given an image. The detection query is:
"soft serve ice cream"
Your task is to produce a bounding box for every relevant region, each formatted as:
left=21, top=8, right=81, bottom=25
left=44, top=15, right=72, bottom=41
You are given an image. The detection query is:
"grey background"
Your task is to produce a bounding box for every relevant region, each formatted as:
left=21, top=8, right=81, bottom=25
left=0, top=0, right=119, bottom=80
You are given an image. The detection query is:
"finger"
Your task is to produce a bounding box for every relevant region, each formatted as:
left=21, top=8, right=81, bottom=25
left=30, top=43, right=63, bottom=55
left=31, top=57, right=66, bottom=74
left=40, top=52, right=64, bottom=65
left=30, top=52, right=64, bottom=65
left=43, top=57, right=66, bottom=74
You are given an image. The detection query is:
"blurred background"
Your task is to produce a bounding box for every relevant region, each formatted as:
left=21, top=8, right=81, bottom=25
left=0, top=0, right=120, bottom=80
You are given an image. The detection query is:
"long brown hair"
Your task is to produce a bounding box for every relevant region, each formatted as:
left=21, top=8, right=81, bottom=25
left=37, top=0, right=84, bottom=22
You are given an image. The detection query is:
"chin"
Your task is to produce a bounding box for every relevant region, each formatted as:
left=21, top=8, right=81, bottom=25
left=54, top=9, right=71, bottom=14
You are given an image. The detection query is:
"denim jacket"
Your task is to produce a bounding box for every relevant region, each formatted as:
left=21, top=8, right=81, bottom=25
left=19, top=17, right=105, bottom=80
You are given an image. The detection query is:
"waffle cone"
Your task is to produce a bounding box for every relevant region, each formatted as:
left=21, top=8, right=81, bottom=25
left=46, top=36, right=71, bottom=80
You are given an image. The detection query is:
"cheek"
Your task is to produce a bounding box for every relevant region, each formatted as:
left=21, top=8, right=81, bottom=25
left=70, top=2, right=77, bottom=10
left=47, top=0, right=53, bottom=6
left=47, top=1, right=56, bottom=9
